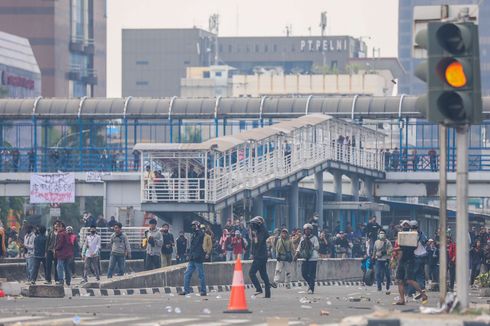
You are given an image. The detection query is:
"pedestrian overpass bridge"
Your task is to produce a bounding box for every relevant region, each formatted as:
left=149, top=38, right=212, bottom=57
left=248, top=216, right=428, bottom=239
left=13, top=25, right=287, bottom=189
left=135, top=114, right=385, bottom=216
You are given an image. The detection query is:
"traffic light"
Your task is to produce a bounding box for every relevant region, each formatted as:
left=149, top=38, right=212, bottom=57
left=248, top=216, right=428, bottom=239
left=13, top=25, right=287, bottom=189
left=415, top=22, right=482, bottom=126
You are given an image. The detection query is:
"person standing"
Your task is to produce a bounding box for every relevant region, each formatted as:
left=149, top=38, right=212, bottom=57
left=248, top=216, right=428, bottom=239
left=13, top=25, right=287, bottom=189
left=365, top=217, right=381, bottom=255
left=81, top=225, right=101, bottom=283
left=160, top=223, right=174, bottom=267
left=176, top=231, right=187, bottom=263
left=145, top=219, right=162, bottom=270
left=426, top=239, right=439, bottom=283
left=249, top=216, right=273, bottom=298
left=295, top=223, right=319, bottom=294
left=223, top=231, right=233, bottom=261
left=232, top=230, right=247, bottom=260
left=202, top=225, right=213, bottom=262
left=107, top=216, right=117, bottom=230
left=393, top=220, right=428, bottom=305
left=181, top=221, right=207, bottom=296
left=373, top=229, right=393, bottom=294
left=66, top=226, right=79, bottom=278
left=23, top=224, right=35, bottom=282
left=318, top=231, right=329, bottom=258
left=0, top=223, right=7, bottom=257
left=30, top=225, right=47, bottom=284
left=96, top=215, right=107, bottom=228
left=274, top=229, right=294, bottom=288
left=470, top=240, right=484, bottom=286
left=55, top=222, right=74, bottom=286
left=107, top=223, right=131, bottom=278
left=45, top=221, right=59, bottom=284
left=447, top=236, right=456, bottom=291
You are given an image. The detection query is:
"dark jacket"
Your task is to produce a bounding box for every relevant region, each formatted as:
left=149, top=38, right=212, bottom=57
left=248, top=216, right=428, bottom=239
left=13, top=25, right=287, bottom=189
left=251, top=224, right=269, bottom=260
left=55, top=230, right=74, bottom=260
left=189, top=229, right=205, bottom=263
left=34, top=233, right=47, bottom=258
left=46, top=230, right=57, bottom=253
left=176, top=236, right=187, bottom=256
left=161, top=232, right=175, bottom=255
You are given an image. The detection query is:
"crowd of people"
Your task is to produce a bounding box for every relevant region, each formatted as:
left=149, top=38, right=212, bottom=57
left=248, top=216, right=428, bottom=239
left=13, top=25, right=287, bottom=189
left=1, top=213, right=489, bottom=304
left=382, top=148, right=439, bottom=172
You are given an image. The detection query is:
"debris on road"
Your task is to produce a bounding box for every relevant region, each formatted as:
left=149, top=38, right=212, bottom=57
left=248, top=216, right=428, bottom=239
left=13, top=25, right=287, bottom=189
left=320, top=309, right=330, bottom=316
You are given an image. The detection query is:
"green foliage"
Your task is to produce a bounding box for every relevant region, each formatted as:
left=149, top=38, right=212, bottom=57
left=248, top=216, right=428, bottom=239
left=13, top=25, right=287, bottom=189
left=476, top=271, right=490, bottom=288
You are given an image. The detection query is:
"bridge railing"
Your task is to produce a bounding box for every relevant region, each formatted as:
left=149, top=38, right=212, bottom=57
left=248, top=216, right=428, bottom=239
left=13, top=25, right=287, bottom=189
left=79, top=227, right=147, bottom=249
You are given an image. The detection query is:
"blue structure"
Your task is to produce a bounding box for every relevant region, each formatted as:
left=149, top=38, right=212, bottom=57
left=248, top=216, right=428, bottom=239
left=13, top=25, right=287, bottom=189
left=1, top=96, right=490, bottom=173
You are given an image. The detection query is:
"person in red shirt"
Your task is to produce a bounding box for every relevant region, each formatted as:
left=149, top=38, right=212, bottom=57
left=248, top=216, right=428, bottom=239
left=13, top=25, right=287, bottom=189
left=447, top=237, right=456, bottom=291
left=55, top=222, right=74, bottom=286
left=232, top=230, right=247, bottom=260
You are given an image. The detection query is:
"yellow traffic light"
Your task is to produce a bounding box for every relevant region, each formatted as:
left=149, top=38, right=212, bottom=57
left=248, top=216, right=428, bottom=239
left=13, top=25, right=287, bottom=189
left=444, top=61, right=467, bottom=88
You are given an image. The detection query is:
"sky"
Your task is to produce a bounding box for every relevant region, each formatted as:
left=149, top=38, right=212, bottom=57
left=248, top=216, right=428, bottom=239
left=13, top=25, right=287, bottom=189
left=106, top=0, right=399, bottom=97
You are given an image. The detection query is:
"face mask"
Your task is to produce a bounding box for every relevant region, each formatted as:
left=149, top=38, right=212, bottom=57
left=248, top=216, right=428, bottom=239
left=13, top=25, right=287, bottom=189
left=163, top=229, right=168, bottom=233
left=90, top=230, right=96, bottom=235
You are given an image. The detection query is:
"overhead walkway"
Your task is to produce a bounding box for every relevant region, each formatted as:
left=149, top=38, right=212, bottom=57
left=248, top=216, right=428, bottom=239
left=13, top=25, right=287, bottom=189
left=135, top=114, right=385, bottom=213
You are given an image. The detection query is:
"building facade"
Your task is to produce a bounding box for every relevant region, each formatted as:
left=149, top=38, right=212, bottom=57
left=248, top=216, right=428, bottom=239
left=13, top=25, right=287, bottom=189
left=122, top=28, right=367, bottom=97
left=398, top=0, right=490, bottom=95
left=0, top=0, right=106, bottom=97
left=0, top=31, right=41, bottom=98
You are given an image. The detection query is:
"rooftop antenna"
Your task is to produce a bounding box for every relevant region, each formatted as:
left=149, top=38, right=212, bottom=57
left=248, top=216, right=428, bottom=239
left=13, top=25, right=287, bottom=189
left=209, top=13, right=220, bottom=65
left=320, top=11, right=327, bottom=67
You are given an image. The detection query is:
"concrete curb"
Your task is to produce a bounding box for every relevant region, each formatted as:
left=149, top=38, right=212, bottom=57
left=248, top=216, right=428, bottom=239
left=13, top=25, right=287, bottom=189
left=65, top=280, right=365, bottom=297
left=343, top=317, right=487, bottom=326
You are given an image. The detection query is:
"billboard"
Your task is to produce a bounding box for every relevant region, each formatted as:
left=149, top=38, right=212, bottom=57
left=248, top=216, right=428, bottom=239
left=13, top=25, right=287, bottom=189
left=30, top=172, right=75, bottom=204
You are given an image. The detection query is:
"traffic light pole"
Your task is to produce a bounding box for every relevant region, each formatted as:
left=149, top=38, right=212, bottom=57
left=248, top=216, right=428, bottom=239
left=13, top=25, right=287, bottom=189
left=455, top=125, right=469, bottom=309
left=438, top=124, right=447, bottom=305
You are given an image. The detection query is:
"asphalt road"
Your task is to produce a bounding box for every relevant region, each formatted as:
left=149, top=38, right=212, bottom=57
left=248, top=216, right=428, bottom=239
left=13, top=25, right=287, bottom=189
left=0, top=285, right=488, bottom=325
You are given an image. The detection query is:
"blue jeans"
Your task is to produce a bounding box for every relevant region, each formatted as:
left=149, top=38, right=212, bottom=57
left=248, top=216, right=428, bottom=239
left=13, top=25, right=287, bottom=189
left=375, top=260, right=391, bottom=291
left=57, top=259, right=71, bottom=285
left=26, top=257, right=35, bottom=281
left=107, top=254, right=126, bottom=278
left=183, top=261, right=206, bottom=294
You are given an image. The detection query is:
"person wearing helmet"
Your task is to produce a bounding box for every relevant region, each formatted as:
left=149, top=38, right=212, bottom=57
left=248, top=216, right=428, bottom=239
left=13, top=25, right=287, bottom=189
left=249, top=216, right=273, bottom=298
left=295, top=223, right=319, bottom=294
left=393, top=220, right=428, bottom=305
left=181, top=221, right=207, bottom=296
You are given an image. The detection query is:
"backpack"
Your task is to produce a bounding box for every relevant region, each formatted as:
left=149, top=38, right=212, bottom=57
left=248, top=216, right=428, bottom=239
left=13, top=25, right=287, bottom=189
left=299, top=236, right=314, bottom=260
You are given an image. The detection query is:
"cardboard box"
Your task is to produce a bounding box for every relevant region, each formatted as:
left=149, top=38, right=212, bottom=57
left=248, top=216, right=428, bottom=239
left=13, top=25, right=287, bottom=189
left=397, top=231, right=418, bottom=247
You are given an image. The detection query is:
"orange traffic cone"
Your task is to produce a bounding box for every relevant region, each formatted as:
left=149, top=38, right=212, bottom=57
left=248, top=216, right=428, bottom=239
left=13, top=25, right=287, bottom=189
left=223, top=256, right=251, bottom=313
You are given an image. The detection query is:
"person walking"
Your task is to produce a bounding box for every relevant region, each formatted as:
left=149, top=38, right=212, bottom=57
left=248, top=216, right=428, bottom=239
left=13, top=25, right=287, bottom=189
left=55, top=222, right=74, bottom=286
left=223, top=230, right=234, bottom=261
left=447, top=237, right=456, bottom=291
left=176, top=231, right=187, bottom=263
left=393, top=220, right=428, bottom=305
left=295, top=223, right=319, bottom=294
left=411, top=220, right=428, bottom=299
left=45, top=221, right=59, bottom=284
left=107, top=223, right=131, bottom=278
left=373, top=229, right=393, bottom=294
left=249, top=216, right=273, bottom=298
left=145, top=219, right=162, bottom=270
left=23, top=224, right=36, bottom=282
left=160, top=223, right=174, bottom=267
left=273, top=229, right=294, bottom=288
left=81, top=225, right=101, bottom=283
left=30, top=226, right=47, bottom=284
left=181, top=221, right=207, bottom=296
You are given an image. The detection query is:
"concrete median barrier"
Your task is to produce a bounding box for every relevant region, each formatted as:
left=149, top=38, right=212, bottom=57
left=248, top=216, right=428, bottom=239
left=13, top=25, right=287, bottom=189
left=99, top=258, right=363, bottom=289
left=22, top=285, right=65, bottom=298
left=0, top=259, right=145, bottom=282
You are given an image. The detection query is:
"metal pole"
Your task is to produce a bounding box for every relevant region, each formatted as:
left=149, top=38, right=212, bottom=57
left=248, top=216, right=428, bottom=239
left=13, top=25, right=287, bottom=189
left=455, top=125, right=469, bottom=309
left=438, top=124, right=447, bottom=305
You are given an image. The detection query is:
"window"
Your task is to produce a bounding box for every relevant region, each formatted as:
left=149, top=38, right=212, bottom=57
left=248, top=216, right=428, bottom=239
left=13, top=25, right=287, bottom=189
left=136, top=81, right=148, bottom=86
left=228, top=45, right=232, bottom=52
left=184, top=60, right=190, bottom=65
left=264, top=45, right=268, bottom=52
left=203, top=71, right=210, bottom=78
left=246, top=46, right=250, bottom=53
left=215, top=71, right=222, bottom=77
left=255, top=44, right=259, bottom=52
left=273, top=44, right=277, bottom=52
left=219, top=45, right=223, bottom=53
left=136, top=60, right=148, bottom=65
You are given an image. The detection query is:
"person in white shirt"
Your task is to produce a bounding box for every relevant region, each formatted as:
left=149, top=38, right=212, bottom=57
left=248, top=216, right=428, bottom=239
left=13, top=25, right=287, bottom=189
left=82, top=225, right=101, bottom=282
left=295, top=223, right=320, bottom=294
left=23, top=225, right=35, bottom=282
